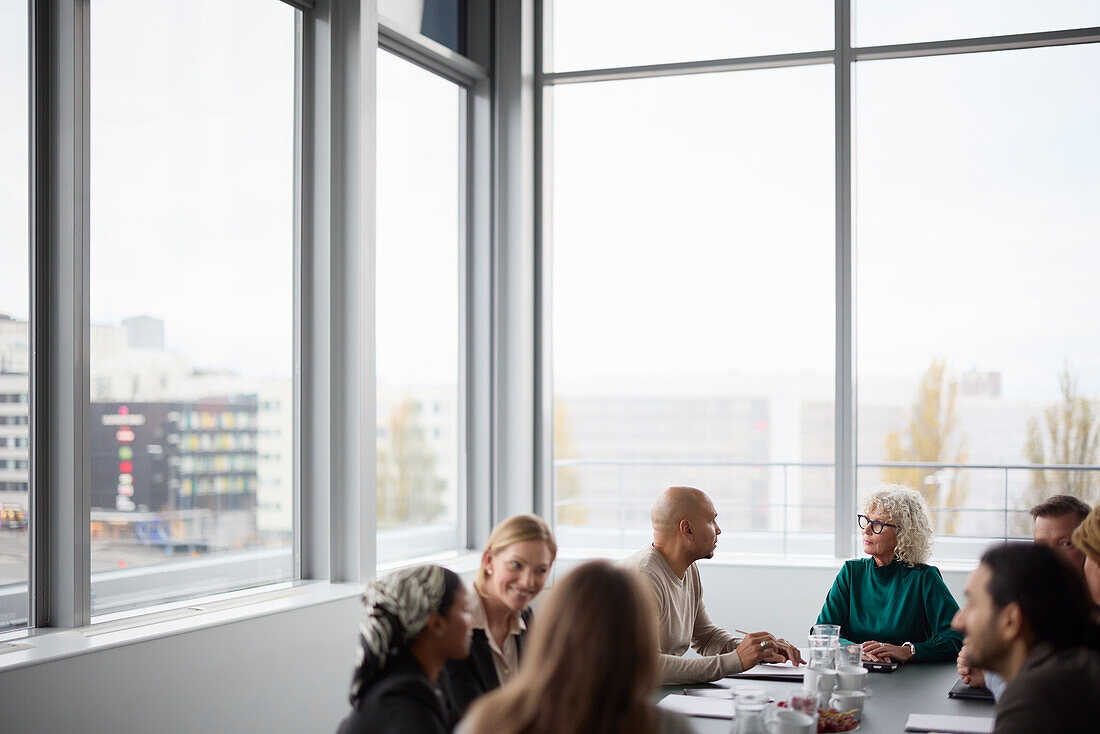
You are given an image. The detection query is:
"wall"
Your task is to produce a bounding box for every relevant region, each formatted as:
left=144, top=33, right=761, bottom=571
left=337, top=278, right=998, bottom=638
left=552, top=555, right=969, bottom=645
left=0, top=596, right=362, bottom=734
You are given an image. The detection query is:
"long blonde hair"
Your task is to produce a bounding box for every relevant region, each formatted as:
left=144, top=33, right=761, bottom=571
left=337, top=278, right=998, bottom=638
left=474, top=514, right=557, bottom=596
left=465, top=560, right=659, bottom=734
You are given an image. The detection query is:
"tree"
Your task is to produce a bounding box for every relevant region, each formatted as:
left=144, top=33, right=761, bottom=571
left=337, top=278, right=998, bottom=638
left=377, top=398, right=444, bottom=527
left=1024, top=364, right=1099, bottom=506
left=883, top=358, right=970, bottom=534
left=554, top=399, right=587, bottom=526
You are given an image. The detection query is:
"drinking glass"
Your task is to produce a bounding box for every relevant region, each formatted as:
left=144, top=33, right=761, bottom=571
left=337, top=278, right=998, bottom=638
left=733, top=686, right=770, bottom=734
left=807, top=634, right=834, bottom=669
left=840, top=643, right=863, bottom=668
left=811, top=624, right=841, bottom=667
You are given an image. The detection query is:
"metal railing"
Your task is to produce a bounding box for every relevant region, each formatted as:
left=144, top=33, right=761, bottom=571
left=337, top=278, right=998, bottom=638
left=552, top=458, right=1099, bottom=556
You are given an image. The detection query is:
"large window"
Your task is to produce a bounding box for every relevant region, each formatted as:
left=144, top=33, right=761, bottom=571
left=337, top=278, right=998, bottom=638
left=543, top=2, right=1100, bottom=559
left=547, top=12, right=835, bottom=555
left=855, top=0, right=1100, bottom=47
left=855, top=43, right=1100, bottom=558
left=375, top=49, right=465, bottom=564
left=0, top=0, right=30, bottom=630
left=548, top=0, right=832, bottom=72
left=89, top=0, right=296, bottom=612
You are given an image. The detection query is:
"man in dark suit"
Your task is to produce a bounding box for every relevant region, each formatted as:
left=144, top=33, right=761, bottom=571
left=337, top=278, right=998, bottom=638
left=952, top=543, right=1100, bottom=734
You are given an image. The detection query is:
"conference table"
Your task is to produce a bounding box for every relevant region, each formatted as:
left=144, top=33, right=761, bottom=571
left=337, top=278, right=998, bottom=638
left=659, top=662, right=997, bottom=733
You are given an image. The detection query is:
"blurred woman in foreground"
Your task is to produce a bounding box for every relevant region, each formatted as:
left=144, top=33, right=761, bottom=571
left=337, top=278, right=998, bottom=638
left=457, top=560, right=695, bottom=734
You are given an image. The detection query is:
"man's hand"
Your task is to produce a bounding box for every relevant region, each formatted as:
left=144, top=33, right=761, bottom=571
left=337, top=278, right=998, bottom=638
left=861, top=640, right=913, bottom=663
left=767, top=638, right=803, bottom=666
left=957, top=646, right=986, bottom=687
left=735, top=632, right=803, bottom=670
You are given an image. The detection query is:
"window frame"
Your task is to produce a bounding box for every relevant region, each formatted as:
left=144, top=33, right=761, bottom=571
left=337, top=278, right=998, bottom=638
left=374, top=19, right=488, bottom=565
left=11, top=0, right=512, bottom=636
left=535, top=0, right=1100, bottom=561
left=29, top=0, right=309, bottom=629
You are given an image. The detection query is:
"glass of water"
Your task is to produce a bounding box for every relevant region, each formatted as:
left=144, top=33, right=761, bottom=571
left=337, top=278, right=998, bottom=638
left=811, top=624, right=841, bottom=667
left=808, top=634, right=835, bottom=669
left=841, top=642, right=863, bottom=668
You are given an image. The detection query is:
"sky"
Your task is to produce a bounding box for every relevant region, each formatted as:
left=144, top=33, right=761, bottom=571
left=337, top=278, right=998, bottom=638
left=1, top=0, right=295, bottom=380
left=376, top=49, right=461, bottom=389
left=548, top=1, right=1100, bottom=402
left=3, top=0, right=1100, bottom=399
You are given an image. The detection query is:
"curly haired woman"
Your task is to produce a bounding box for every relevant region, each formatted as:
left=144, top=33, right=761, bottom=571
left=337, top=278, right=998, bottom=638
left=815, top=485, right=963, bottom=663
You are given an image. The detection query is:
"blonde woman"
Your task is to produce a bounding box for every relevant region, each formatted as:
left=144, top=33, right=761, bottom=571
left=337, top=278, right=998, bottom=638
left=1072, top=505, right=1100, bottom=606
left=458, top=560, right=694, bottom=734
left=440, top=514, right=556, bottom=722
left=815, top=485, right=963, bottom=663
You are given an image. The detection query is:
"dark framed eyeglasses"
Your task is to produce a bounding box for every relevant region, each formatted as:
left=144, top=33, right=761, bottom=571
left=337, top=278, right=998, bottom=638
left=857, top=514, right=899, bottom=534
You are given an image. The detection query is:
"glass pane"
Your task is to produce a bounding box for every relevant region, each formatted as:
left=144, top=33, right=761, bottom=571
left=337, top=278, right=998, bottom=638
left=550, top=67, right=836, bottom=556
left=549, top=0, right=832, bottom=73
left=856, top=44, right=1100, bottom=561
left=376, top=50, right=463, bottom=564
left=379, top=0, right=466, bottom=55
left=0, top=0, right=30, bottom=631
left=856, top=0, right=1100, bottom=48
left=90, top=0, right=296, bottom=613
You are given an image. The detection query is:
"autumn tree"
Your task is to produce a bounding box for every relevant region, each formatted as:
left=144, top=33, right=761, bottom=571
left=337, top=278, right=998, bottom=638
left=1024, top=365, right=1099, bottom=507
left=883, top=358, right=970, bottom=534
left=377, top=398, right=444, bottom=527
left=554, top=398, right=587, bottom=526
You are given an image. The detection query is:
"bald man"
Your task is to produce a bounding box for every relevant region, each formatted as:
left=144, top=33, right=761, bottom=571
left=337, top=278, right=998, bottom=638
left=620, top=486, right=802, bottom=684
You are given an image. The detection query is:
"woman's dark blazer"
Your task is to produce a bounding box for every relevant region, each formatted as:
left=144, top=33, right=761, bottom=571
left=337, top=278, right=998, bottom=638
left=337, top=652, right=451, bottom=734
left=439, top=607, right=533, bottom=724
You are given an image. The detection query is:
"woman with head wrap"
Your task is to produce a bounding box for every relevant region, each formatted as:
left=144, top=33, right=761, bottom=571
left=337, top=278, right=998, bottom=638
left=337, top=565, right=473, bottom=734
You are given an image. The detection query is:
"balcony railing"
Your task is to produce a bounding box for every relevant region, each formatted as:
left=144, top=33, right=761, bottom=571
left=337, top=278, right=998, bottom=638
left=552, top=458, right=1098, bottom=558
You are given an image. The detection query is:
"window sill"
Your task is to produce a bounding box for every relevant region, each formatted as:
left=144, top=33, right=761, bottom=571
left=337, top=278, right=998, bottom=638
left=376, top=550, right=483, bottom=577
left=0, top=580, right=363, bottom=674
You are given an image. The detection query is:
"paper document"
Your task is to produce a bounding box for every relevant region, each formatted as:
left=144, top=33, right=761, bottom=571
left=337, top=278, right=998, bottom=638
left=657, top=693, right=735, bottom=719
left=905, top=713, right=995, bottom=733
left=729, top=660, right=805, bottom=680
left=728, top=647, right=807, bottom=680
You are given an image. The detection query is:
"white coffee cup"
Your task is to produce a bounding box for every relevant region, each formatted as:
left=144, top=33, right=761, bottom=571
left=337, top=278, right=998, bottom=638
left=803, top=668, right=837, bottom=709
left=829, top=689, right=867, bottom=722
left=803, top=667, right=837, bottom=694
left=837, top=665, right=868, bottom=691
left=768, top=708, right=815, bottom=734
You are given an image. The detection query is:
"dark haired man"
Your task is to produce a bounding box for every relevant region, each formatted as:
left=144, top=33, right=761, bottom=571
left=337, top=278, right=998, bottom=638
left=1030, top=494, right=1091, bottom=570
left=951, top=543, right=1100, bottom=734
left=957, top=494, right=1091, bottom=697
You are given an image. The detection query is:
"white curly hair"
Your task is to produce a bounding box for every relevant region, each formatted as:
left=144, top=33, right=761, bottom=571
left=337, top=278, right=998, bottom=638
left=862, top=484, right=934, bottom=566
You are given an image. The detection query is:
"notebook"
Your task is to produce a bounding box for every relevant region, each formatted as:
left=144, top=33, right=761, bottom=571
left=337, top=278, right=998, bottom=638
left=947, top=679, right=996, bottom=702
left=904, top=713, right=995, bottom=733
left=728, top=659, right=805, bottom=681
left=657, top=693, right=735, bottom=719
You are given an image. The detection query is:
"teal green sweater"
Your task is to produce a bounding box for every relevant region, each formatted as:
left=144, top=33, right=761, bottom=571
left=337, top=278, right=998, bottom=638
left=815, top=557, right=963, bottom=662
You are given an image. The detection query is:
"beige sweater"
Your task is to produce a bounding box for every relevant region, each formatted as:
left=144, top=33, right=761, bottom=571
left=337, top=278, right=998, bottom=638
left=620, top=545, right=743, bottom=684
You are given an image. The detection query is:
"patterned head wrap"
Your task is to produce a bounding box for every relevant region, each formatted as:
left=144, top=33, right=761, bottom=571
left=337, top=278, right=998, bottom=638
left=349, top=564, right=448, bottom=703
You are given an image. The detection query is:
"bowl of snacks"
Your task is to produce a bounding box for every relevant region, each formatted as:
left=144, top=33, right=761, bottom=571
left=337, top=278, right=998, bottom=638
left=816, top=707, right=859, bottom=732
left=776, top=702, right=859, bottom=733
